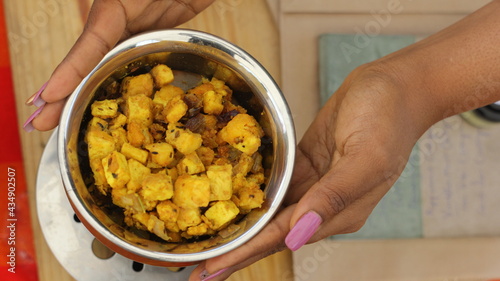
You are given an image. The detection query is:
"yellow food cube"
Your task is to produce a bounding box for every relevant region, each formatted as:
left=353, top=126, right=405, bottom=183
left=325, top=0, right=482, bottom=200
left=204, top=200, right=239, bottom=230
left=202, top=90, right=224, bottom=115
left=177, top=152, right=205, bottom=175
left=102, top=151, right=131, bottom=189
left=110, top=127, right=127, bottom=151
left=237, top=184, right=265, bottom=211
left=196, top=146, right=215, bottom=166
left=121, top=73, right=154, bottom=99
left=166, top=124, right=202, bottom=155
left=207, top=164, right=233, bottom=201
left=91, top=99, right=119, bottom=119
left=121, top=142, right=149, bottom=164
left=177, top=208, right=202, bottom=231
left=157, top=200, right=179, bottom=224
left=163, top=96, right=188, bottom=123
left=125, top=94, right=153, bottom=126
left=145, top=142, right=175, bottom=167
left=153, top=85, right=184, bottom=107
left=150, top=64, right=174, bottom=88
left=126, top=159, right=150, bottom=193
left=109, top=113, right=127, bottom=130
left=186, top=223, right=210, bottom=236
left=173, top=174, right=210, bottom=209
left=140, top=173, right=174, bottom=201
left=127, top=120, right=153, bottom=147
left=124, top=211, right=149, bottom=231
left=218, top=113, right=264, bottom=155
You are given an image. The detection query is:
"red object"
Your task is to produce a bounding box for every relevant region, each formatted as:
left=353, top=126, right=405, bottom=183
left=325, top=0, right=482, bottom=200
left=0, top=0, right=39, bottom=280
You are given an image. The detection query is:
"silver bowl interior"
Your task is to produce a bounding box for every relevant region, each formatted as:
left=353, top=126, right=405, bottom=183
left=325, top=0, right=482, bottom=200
left=58, top=29, right=295, bottom=263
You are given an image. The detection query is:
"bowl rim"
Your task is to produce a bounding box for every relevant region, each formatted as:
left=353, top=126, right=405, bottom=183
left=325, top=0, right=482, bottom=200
left=57, top=28, right=296, bottom=263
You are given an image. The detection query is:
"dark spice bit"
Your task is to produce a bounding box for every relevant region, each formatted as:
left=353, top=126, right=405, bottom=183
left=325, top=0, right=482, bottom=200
left=249, top=195, right=255, bottom=198
left=112, top=173, right=118, bottom=179
left=151, top=151, right=159, bottom=155
left=98, top=122, right=105, bottom=130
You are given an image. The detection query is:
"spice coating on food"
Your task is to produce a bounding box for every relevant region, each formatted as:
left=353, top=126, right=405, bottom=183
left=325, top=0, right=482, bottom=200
left=85, top=64, right=266, bottom=241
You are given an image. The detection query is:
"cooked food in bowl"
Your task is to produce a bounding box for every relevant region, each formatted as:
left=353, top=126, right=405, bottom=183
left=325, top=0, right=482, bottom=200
left=59, top=29, right=295, bottom=265
left=84, top=61, right=270, bottom=243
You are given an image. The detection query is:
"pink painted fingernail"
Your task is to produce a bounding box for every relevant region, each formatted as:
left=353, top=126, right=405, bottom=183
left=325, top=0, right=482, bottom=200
left=25, top=81, right=48, bottom=107
left=200, top=268, right=228, bottom=281
left=23, top=104, right=45, bottom=132
left=285, top=211, right=322, bottom=251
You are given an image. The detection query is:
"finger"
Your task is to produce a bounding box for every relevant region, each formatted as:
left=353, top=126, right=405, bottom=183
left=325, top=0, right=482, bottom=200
left=29, top=99, right=67, bottom=131
left=189, top=205, right=295, bottom=281
left=40, top=0, right=127, bottom=105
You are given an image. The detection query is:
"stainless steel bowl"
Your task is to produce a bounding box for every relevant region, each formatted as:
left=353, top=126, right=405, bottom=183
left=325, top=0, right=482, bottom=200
left=58, top=29, right=295, bottom=266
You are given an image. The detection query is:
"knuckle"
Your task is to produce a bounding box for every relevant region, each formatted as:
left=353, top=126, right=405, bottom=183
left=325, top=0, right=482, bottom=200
left=317, top=186, right=351, bottom=216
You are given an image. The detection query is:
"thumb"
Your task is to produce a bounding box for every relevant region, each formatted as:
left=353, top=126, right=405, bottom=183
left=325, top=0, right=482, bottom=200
left=284, top=151, right=391, bottom=251
left=30, top=1, right=127, bottom=131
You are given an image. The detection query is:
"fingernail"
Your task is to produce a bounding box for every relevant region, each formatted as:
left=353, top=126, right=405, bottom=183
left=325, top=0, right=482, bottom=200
left=285, top=211, right=322, bottom=251
left=23, top=104, right=45, bottom=132
left=26, top=82, right=48, bottom=107
left=200, top=268, right=228, bottom=281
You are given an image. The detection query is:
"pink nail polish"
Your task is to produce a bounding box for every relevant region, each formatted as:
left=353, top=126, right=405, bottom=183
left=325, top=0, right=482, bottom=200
left=26, top=82, right=48, bottom=107
left=23, top=104, right=45, bottom=132
left=200, top=268, right=228, bottom=281
left=285, top=211, right=322, bottom=251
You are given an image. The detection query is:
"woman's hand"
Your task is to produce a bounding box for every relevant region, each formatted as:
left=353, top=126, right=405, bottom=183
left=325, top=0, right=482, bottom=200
left=188, top=63, right=430, bottom=280
left=24, top=0, right=214, bottom=132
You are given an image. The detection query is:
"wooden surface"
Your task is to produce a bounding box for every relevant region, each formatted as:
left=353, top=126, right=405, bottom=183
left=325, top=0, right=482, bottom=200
left=5, top=0, right=292, bottom=280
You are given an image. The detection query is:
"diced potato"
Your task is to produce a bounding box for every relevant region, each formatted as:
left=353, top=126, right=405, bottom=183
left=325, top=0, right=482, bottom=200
left=207, top=164, right=233, bottom=201
left=125, top=94, right=153, bottom=126
left=156, top=200, right=181, bottom=232
left=177, top=208, right=202, bottom=231
left=140, top=173, right=174, bottom=201
left=110, top=127, right=127, bottom=151
left=127, top=120, right=153, bottom=147
left=196, top=146, right=215, bottom=166
left=127, top=159, right=150, bottom=193
left=165, top=124, right=202, bottom=155
left=121, top=73, right=154, bottom=99
left=91, top=99, right=119, bottom=119
left=85, top=118, right=115, bottom=190
left=204, top=200, right=239, bottom=230
left=109, top=113, right=127, bottom=130
left=237, top=184, right=265, bottom=211
left=177, top=152, right=205, bottom=175
left=186, top=223, right=210, bottom=236
left=145, top=142, right=175, bottom=167
left=157, top=200, right=179, bottom=224
left=153, top=85, right=184, bottom=107
left=173, top=174, right=210, bottom=209
left=150, top=64, right=174, bottom=88
left=203, top=90, right=224, bottom=115
left=102, top=151, right=131, bottom=189
left=188, top=82, right=214, bottom=97
left=124, top=211, right=149, bottom=231
left=218, top=113, right=264, bottom=155
left=86, top=116, right=109, bottom=132
left=163, top=95, right=188, bottom=123
left=121, top=142, right=149, bottom=164
left=166, top=167, right=178, bottom=182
